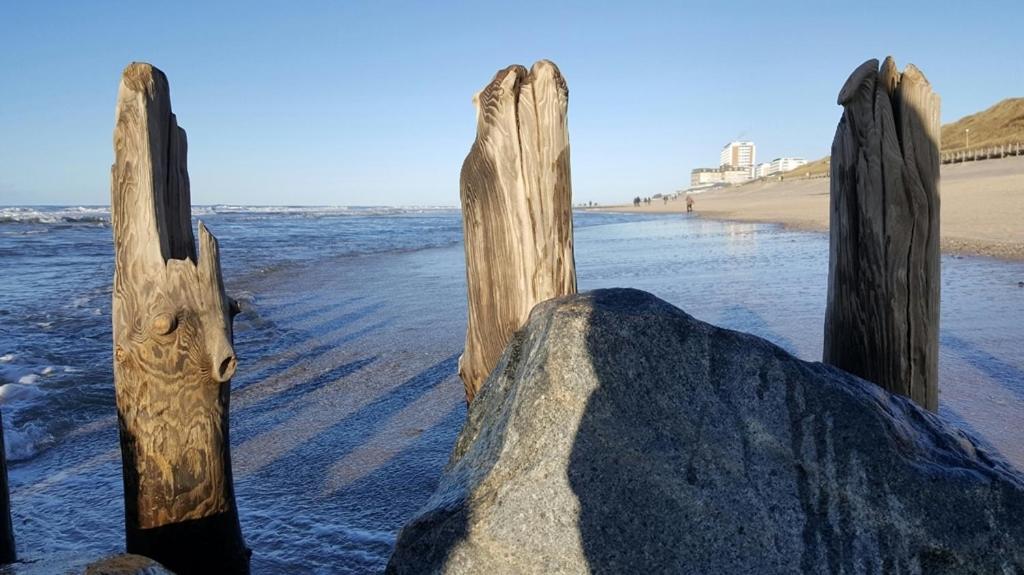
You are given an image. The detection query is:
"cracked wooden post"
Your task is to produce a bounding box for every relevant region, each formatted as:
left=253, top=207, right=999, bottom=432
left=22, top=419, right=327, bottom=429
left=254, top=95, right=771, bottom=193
left=458, top=60, right=577, bottom=403
left=111, top=62, right=249, bottom=573
left=824, top=57, right=941, bottom=411
left=0, top=411, right=14, bottom=565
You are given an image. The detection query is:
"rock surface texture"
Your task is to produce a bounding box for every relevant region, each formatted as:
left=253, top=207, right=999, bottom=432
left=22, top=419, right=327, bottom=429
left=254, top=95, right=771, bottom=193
left=388, top=289, right=1024, bottom=574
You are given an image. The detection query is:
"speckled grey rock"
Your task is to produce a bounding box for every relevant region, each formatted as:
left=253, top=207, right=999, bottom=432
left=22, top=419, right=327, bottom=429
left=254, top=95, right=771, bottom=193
left=387, top=289, right=1024, bottom=574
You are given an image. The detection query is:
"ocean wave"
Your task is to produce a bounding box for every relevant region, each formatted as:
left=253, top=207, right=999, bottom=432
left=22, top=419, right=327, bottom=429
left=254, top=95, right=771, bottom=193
left=3, top=419, right=54, bottom=461
left=0, top=362, right=74, bottom=461
left=0, top=381, right=46, bottom=402
left=0, top=205, right=460, bottom=226
left=0, top=206, right=110, bottom=225
left=0, top=377, right=53, bottom=461
left=205, top=205, right=458, bottom=217
left=0, top=361, right=62, bottom=407
left=0, top=360, right=54, bottom=401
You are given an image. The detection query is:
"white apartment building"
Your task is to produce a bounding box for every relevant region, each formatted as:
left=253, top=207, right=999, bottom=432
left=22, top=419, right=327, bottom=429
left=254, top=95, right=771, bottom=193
left=768, top=157, right=807, bottom=175
left=720, top=167, right=752, bottom=185
left=720, top=141, right=756, bottom=169
left=690, top=168, right=722, bottom=186
left=690, top=167, right=752, bottom=187
left=753, top=162, right=772, bottom=179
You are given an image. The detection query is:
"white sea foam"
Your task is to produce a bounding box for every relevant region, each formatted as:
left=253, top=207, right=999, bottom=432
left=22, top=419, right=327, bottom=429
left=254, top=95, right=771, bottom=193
left=0, top=382, right=45, bottom=402
left=0, top=363, right=53, bottom=406
left=3, top=420, right=54, bottom=461
left=0, top=363, right=58, bottom=461
left=0, top=206, right=110, bottom=225
left=0, top=354, right=13, bottom=363
left=207, top=205, right=457, bottom=217
left=0, top=205, right=459, bottom=227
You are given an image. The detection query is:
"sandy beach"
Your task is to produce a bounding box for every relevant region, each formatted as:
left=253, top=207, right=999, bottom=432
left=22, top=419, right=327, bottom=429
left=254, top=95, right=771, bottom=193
left=600, top=156, right=1024, bottom=260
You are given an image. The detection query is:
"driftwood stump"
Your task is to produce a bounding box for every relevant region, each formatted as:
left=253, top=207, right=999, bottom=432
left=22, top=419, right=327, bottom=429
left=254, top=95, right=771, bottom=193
left=0, top=411, right=13, bottom=564
left=459, top=60, right=577, bottom=402
left=111, top=63, right=248, bottom=573
left=824, top=57, right=941, bottom=411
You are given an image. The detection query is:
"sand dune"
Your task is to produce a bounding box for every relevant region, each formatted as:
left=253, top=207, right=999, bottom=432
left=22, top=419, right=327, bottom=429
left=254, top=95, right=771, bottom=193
left=602, top=156, right=1024, bottom=260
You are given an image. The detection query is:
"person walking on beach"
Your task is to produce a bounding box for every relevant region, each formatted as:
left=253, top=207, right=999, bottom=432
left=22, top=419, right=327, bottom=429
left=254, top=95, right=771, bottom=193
left=686, top=194, right=694, bottom=213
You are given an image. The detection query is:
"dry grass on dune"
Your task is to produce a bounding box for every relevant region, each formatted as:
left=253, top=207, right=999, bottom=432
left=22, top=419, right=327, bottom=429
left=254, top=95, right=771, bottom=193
left=782, top=97, right=1024, bottom=180
left=780, top=156, right=831, bottom=179
left=941, top=97, right=1024, bottom=152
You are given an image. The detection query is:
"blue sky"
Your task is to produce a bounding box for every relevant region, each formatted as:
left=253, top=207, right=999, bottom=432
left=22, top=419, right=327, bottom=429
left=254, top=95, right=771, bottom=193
left=1, top=0, right=1021, bottom=206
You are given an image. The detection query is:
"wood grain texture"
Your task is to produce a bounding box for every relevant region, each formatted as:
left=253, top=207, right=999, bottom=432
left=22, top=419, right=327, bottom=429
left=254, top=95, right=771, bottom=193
left=111, top=62, right=248, bottom=573
left=459, top=60, right=577, bottom=403
left=824, top=57, right=941, bottom=411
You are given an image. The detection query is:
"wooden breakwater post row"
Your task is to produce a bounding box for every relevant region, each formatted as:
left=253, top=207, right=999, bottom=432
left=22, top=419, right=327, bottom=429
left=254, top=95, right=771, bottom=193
left=0, top=411, right=13, bottom=565
left=459, top=60, right=577, bottom=403
left=112, top=63, right=249, bottom=573
left=824, top=57, right=941, bottom=411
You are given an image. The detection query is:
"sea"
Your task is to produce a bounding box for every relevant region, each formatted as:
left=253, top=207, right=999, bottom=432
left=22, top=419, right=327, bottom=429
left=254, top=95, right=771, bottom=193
left=0, top=205, right=1022, bottom=573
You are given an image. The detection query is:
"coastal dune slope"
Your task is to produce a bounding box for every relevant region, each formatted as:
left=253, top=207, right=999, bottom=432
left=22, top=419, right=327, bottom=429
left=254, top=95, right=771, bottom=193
left=779, top=96, right=1024, bottom=178
left=939, top=97, right=1024, bottom=152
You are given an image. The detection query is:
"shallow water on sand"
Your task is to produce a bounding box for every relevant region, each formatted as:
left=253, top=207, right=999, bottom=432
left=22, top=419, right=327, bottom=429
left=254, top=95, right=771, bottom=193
left=0, top=208, right=1021, bottom=572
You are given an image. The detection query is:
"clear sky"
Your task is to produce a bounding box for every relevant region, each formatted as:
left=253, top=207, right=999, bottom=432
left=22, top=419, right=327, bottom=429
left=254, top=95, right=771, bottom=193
left=1, top=0, right=1021, bottom=206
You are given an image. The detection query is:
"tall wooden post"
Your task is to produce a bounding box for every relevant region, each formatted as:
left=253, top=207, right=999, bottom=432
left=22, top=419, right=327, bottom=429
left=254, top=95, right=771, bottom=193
left=458, top=60, right=577, bottom=403
left=0, top=411, right=14, bottom=565
left=111, top=63, right=249, bottom=573
left=824, top=57, right=941, bottom=411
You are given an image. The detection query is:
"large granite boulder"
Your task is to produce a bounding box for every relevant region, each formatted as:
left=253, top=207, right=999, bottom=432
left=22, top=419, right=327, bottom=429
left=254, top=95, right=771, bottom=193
left=387, top=289, right=1024, bottom=574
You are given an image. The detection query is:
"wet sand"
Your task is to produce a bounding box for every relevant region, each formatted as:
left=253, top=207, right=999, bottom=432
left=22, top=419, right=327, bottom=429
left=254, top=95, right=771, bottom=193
left=598, top=156, right=1024, bottom=260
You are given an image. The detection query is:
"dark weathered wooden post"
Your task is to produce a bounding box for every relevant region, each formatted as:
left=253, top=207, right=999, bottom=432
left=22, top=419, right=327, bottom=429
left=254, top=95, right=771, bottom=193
left=824, top=57, right=941, bottom=411
left=0, top=411, right=14, bottom=565
left=111, top=62, right=249, bottom=573
left=459, top=60, right=577, bottom=402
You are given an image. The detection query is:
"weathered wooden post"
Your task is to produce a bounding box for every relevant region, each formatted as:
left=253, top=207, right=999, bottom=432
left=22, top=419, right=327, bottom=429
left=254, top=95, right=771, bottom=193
left=824, top=57, right=941, bottom=411
left=111, top=62, right=249, bottom=573
left=458, top=60, right=577, bottom=402
left=0, top=411, right=14, bottom=565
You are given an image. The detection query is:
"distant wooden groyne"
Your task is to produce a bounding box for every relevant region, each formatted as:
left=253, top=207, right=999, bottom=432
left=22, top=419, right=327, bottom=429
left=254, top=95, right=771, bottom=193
left=941, top=142, right=1023, bottom=164
left=0, top=412, right=13, bottom=565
